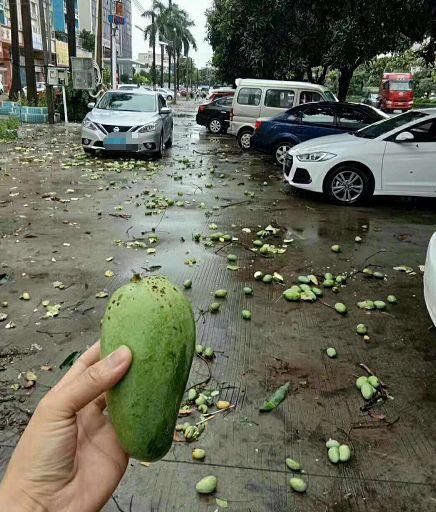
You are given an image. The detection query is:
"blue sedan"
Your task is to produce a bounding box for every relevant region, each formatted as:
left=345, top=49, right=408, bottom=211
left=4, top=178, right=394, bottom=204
left=251, top=101, right=388, bottom=166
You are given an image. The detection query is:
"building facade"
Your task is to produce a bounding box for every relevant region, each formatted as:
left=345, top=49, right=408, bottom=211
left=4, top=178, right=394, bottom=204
left=138, top=49, right=170, bottom=72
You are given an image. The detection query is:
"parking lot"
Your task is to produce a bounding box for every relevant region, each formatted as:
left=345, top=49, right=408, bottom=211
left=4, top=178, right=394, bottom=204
left=1, top=101, right=436, bottom=511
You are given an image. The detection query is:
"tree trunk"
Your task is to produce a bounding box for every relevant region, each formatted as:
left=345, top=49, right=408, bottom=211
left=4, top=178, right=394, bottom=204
left=160, top=46, right=164, bottom=87
left=338, top=66, right=354, bottom=101
left=176, top=52, right=180, bottom=90
left=168, top=49, right=171, bottom=88
left=66, top=0, right=77, bottom=68
left=306, top=65, right=313, bottom=83
left=21, top=0, right=37, bottom=105
left=9, top=0, right=21, bottom=100
left=317, top=64, right=329, bottom=85
left=151, top=13, right=156, bottom=87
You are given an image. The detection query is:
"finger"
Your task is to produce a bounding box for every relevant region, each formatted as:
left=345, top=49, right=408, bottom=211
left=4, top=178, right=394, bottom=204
left=94, top=393, right=107, bottom=411
left=53, top=342, right=101, bottom=392
left=52, top=345, right=132, bottom=415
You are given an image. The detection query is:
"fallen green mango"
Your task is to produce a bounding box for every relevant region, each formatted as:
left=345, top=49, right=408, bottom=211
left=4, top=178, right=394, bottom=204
left=214, top=289, right=228, bottom=298
left=283, top=289, right=301, bottom=302
left=260, top=381, right=291, bottom=412
left=101, top=275, right=195, bottom=462
left=335, top=303, right=347, bottom=314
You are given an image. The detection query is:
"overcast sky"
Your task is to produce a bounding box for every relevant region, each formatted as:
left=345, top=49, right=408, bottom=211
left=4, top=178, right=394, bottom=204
left=131, top=0, right=213, bottom=68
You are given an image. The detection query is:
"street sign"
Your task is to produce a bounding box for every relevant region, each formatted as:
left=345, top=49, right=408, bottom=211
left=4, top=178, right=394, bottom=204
left=109, top=0, right=125, bottom=25
left=71, top=57, right=95, bottom=90
left=47, top=67, right=69, bottom=86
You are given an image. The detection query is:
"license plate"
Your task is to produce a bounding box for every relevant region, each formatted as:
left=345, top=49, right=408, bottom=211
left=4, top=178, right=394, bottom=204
left=104, top=133, right=138, bottom=151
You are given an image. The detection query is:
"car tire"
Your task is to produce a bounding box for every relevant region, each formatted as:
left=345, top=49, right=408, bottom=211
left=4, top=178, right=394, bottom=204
left=83, top=148, right=96, bottom=156
left=237, top=128, right=254, bottom=150
left=208, top=118, right=223, bottom=134
left=155, top=133, right=164, bottom=159
left=165, top=133, right=173, bottom=148
left=273, top=141, right=294, bottom=167
left=324, top=165, right=373, bottom=205
left=167, top=95, right=173, bottom=101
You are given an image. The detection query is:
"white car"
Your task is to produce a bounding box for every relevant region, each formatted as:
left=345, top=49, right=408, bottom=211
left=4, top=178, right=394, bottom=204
left=424, top=232, right=436, bottom=326
left=284, top=109, right=436, bottom=205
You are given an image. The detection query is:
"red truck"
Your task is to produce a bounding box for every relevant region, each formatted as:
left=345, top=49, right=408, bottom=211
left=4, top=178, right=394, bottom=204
left=379, top=72, right=414, bottom=112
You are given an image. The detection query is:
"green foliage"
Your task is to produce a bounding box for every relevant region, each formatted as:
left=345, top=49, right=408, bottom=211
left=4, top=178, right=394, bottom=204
left=133, top=74, right=151, bottom=85
left=206, top=0, right=433, bottom=99
left=58, top=83, right=92, bottom=122
left=120, top=73, right=130, bottom=83
left=79, top=29, right=95, bottom=53
left=0, top=117, right=20, bottom=141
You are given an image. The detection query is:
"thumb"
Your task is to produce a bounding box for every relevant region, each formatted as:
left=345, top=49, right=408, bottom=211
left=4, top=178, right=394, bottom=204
left=53, top=345, right=132, bottom=414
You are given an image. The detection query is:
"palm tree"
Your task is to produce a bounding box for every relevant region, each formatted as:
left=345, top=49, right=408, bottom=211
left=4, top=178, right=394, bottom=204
left=141, top=1, right=166, bottom=87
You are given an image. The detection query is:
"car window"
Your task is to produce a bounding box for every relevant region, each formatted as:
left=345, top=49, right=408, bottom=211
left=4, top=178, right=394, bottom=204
left=403, top=120, right=436, bottom=142
left=300, top=105, right=335, bottom=126
left=222, top=96, right=234, bottom=106
left=264, top=89, right=295, bottom=108
left=237, top=87, right=262, bottom=106
left=299, top=91, right=323, bottom=104
left=337, top=107, right=369, bottom=130
left=97, top=93, right=156, bottom=112
left=356, top=111, right=427, bottom=139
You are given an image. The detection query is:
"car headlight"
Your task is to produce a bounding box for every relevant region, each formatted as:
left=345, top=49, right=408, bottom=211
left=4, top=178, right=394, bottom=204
left=82, top=117, right=98, bottom=131
left=296, top=152, right=336, bottom=162
left=137, top=122, right=157, bottom=133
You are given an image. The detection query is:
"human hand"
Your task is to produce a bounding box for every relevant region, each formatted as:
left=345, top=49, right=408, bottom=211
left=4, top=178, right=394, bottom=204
left=0, top=342, right=132, bottom=512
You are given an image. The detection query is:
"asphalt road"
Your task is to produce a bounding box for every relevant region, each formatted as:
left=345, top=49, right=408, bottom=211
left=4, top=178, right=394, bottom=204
left=1, top=102, right=436, bottom=511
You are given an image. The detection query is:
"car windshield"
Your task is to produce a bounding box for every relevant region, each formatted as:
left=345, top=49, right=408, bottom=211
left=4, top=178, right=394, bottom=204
left=323, top=90, right=337, bottom=101
left=97, top=93, right=156, bottom=112
left=390, top=80, right=413, bottom=91
left=354, top=111, right=427, bottom=139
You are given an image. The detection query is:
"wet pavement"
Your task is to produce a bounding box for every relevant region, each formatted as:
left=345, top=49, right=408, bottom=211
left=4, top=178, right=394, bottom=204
left=1, top=100, right=436, bottom=511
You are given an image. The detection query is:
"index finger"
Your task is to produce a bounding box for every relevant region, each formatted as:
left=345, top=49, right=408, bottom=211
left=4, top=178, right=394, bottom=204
left=53, top=342, right=101, bottom=393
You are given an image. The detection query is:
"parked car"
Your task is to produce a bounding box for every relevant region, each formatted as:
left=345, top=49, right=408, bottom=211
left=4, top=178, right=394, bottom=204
left=157, top=88, right=173, bottom=101
left=207, top=87, right=235, bottom=102
left=0, top=81, right=4, bottom=94
left=283, top=109, right=436, bottom=205
left=361, top=91, right=381, bottom=108
left=251, top=102, right=388, bottom=166
left=81, top=89, right=173, bottom=158
left=118, top=84, right=141, bottom=90
left=229, top=78, right=337, bottom=150
left=196, top=96, right=234, bottom=134
left=424, top=232, right=436, bottom=326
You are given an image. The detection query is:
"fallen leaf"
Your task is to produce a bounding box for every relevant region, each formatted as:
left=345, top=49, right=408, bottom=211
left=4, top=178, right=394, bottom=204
left=10, top=383, right=20, bottom=391
left=5, top=321, right=15, bottom=329
left=146, top=248, right=156, bottom=255
left=95, top=291, right=109, bottom=298
left=178, top=408, right=193, bottom=416
left=52, top=281, right=65, bottom=289
left=106, top=257, right=113, bottom=262
left=45, top=304, right=61, bottom=317
left=227, top=265, right=240, bottom=271
left=20, top=292, right=31, bottom=300
left=60, top=351, right=82, bottom=369
left=0, top=312, right=8, bottom=321
left=25, top=371, right=37, bottom=382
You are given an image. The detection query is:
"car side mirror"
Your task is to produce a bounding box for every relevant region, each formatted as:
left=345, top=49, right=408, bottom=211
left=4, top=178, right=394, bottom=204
left=395, top=131, right=414, bottom=142
left=87, top=102, right=95, bottom=109
left=160, top=106, right=171, bottom=114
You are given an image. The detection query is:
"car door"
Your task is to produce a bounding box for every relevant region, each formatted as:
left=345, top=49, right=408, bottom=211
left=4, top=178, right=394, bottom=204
left=261, top=88, right=296, bottom=118
left=234, top=87, right=262, bottom=124
left=293, top=104, right=343, bottom=142
left=382, top=119, right=436, bottom=194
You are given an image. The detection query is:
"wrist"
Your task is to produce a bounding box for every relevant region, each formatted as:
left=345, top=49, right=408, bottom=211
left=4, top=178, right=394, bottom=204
left=0, top=483, right=48, bottom=512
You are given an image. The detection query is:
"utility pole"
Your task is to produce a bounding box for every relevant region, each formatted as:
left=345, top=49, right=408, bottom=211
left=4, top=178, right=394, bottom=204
left=96, top=0, right=103, bottom=78
left=9, top=0, right=21, bottom=100
left=160, top=43, right=164, bottom=87
left=151, top=12, right=156, bottom=87
left=110, top=23, right=117, bottom=89
left=39, top=0, right=54, bottom=123
left=66, top=0, right=77, bottom=68
left=20, top=0, right=37, bottom=105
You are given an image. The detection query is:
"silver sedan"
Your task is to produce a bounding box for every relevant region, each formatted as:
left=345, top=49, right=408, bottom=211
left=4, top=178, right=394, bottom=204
left=81, top=89, right=173, bottom=157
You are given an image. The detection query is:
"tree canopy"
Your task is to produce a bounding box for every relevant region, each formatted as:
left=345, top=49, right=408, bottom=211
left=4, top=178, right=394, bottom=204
left=206, top=0, right=433, bottom=99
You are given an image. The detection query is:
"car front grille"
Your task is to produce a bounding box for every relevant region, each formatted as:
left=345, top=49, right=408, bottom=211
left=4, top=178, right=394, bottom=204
left=292, top=168, right=312, bottom=184
left=98, top=124, right=133, bottom=133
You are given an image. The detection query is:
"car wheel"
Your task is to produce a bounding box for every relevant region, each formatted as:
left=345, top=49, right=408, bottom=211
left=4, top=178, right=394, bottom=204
left=83, top=148, right=96, bottom=156
left=167, top=95, right=173, bottom=101
left=324, top=165, right=372, bottom=205
left=274, top=142, right=293, bottom=167
left=237, top=128, right=253, bottom=150
left=208, top=118, right=223, bottom=134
